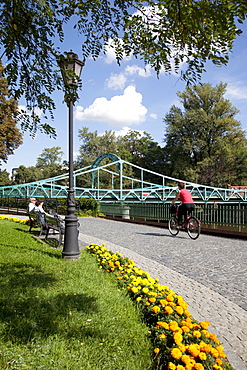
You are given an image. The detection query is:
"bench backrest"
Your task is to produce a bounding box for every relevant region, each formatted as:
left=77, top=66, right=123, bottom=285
left=45, top=215, right=60, bottom=231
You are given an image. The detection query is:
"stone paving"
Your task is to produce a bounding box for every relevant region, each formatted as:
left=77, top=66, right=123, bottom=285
left=78, top=217, right=247, bottom=370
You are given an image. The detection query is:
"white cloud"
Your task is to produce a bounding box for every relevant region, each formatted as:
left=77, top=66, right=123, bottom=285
left=150, top=113, right=157, bottom=119
left=18, top=105, right=42, bottom=118
left=104, top=39, right=131, bottom=64
left=125, top=64, right=152, bottom=77
left=75, top=85, right=147, bottom=127
left=225, top=83, right=247, bottom=100
left=106, top=73, right=127, bottom=90
left=113, top=126, right=145, bottom=137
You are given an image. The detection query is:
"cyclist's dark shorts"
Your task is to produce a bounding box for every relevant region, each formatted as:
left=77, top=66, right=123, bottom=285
left=179, top=203, right=195, bottom=215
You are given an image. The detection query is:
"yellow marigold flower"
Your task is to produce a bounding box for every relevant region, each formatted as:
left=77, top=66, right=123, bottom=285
left=145, top=301, right=150, bottom=306
left=142, top=287, right=149, bottom=294
left=187, top=345, right=200, bottom=357
left=149, top=297, right=156, bottom=303
left=185, top=365, right=193, bottom=370
left=194, top=364, right=204, bottom=370
left=154, top=348, right=160, bottom=354
left=166, top=294, right=174, bottom=302
left=151, top=305, right=160, bottom=313
left=175, top=306, right=184, bottom=315
left=171, top=347, right=182, bottom=359
left=136, top=297, right=142, bottom=302
left=213, top=366, right=223, bottom=370
left=211, top=348, right=219, bottom=357
left=182, top=326, right=190, bottom=333
left=200, top=320, right=210, bottom=329
left=174, top=332, right=183, bottom=344
left=168, top=363, right=176, bottom=370
left=210, top=333, right=220, bottom=344
left=178, top=344, right=186, bottom=352
left=216, top=359, right=223, bottom=365
left=159, top=299, right=167, bottom=306
left=193, top=330, right=201, bottom=338
left=158, top=333, right=166, bottom=339
left=157, top=321, right=169, bottom=330
left=164, top=306, right=173, bottom=314
left=201, top=329, right=210, bottom=338
left=177, top=365, right=186, bottom=370
left=181, top=355, right=191, bottom=364
left=184, top=309, right=191, bottom=317
left=199, top=352, right=207, bottom=361
left=169, top=321, right=179, bottom=331
left=131, top=287, right=138, bottom=293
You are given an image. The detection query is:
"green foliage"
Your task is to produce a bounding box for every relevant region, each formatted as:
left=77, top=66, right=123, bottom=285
left=0, top=59, right=23, bottom=163
left=75, top=127, right=165, bottom=188
left=0, top=169, right=11, bottom=185
left=0, top=1, right=247, bottom=134
left=163, top=82, right=247, bottom=186
left=0, top=220, right=152, bottom=369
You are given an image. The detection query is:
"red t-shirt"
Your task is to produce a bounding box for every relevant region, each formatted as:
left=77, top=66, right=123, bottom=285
left=179, top=189, right=194, bottom=204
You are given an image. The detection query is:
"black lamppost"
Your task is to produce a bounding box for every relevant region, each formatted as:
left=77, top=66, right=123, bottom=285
left=58, top=51, right=85, bottom=260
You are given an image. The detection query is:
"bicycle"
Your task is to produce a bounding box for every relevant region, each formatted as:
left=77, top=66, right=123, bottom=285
left=168, top=205, right=201, bottom=240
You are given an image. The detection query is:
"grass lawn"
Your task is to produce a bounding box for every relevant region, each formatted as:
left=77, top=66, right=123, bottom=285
left=0, top=220, right=153, bottom=370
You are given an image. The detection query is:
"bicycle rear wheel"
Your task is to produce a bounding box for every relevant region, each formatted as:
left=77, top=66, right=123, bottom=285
left=187, top=216, right=201, bottom=239
left=168, top=216, right=179, bottom=236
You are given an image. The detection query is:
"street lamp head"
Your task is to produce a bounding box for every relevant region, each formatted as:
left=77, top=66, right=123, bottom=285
left=58, top=50, right=85, bottom=87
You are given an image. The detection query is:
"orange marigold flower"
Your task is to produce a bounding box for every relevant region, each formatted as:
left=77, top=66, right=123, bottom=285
left=182, top=326, right=190, bottom=333
left=157, top=321, right=169, bottom=330
left=199, top=352, right=207, bottom=361
left=159, top=299, right=167, bottom=306
left=193, top=330, right=201, bottom=338
left=181, top=355, right=191, bottom=364
left=151, top=305, right=160, bottom=313
left=171, top=347, right=182, bottom=359
left=178, top=344, right=186, bottom=352
left=175, top=305, right=184, bottom=315
left=158, top=333, right=166, bottom=339
left=154, top=348, right=160, bottom=354
left=149, top=297, right=156, bottom=303
left=216, top=358, right=223, bottom=365
left=174, top=332, right=183, bottom=344
left=200, top=320, right=210, bottom=329
left=168, top=363, right=176, bottom=370
left=164, top=306, right=173, bottom=314
left=166, top=294, right=174, bottom=302
left=177, top=365, right=186, bottom=370
left=194, top=363, right=204, bottom=370
left=169, top=321, right=179, bottom=331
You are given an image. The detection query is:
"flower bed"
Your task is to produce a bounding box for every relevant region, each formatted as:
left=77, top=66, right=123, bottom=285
left=86, top=243, right=233, bottom=370
left=0, top=215, right=29, bottom=224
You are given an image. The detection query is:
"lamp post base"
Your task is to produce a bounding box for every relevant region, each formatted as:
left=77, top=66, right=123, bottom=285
left=62, top=191, right=80, bottom=260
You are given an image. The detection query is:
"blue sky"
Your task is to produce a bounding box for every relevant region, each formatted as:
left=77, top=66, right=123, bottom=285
left=2, top=19, right=247, bottom=175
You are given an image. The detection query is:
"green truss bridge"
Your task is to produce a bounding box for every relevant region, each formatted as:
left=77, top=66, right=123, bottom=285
left=1, top=153, right=246, bottom=203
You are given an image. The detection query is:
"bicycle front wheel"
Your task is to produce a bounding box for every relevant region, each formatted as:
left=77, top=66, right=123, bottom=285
left=168, top=216, right=179, bottom=236
left=187, top=217, right=201, bottom=240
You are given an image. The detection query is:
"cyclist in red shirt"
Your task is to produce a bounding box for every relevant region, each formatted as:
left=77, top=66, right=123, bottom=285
left=171, top=182, right=195, bottom=225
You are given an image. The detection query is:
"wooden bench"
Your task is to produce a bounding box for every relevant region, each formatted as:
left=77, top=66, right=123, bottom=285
left=28, top=212, right=46, bottom=236
left=44, top=214, right=65, bottom=248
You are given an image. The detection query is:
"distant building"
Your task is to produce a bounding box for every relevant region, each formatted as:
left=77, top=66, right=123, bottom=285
left=11, top=168, right=18, bottom=182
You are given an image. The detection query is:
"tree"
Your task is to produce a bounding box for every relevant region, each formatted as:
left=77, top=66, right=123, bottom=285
left=75, top=127, right=164, bottom=188
left=0, top=1, right=246, bottom=134
left=36, top=146, right=64, bottom=167
left=0, top=59, right=23, bottom=163
left=13, top=165, right=41, bottom=184
left=163, top=82, right=247, bottom=186
left=36, top=146, right=66, bottom=179
left=0, top=169, right=11, bottom=186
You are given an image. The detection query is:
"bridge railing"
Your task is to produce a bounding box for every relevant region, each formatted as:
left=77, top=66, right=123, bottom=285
left=100, top=202, right=247, bottom=232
